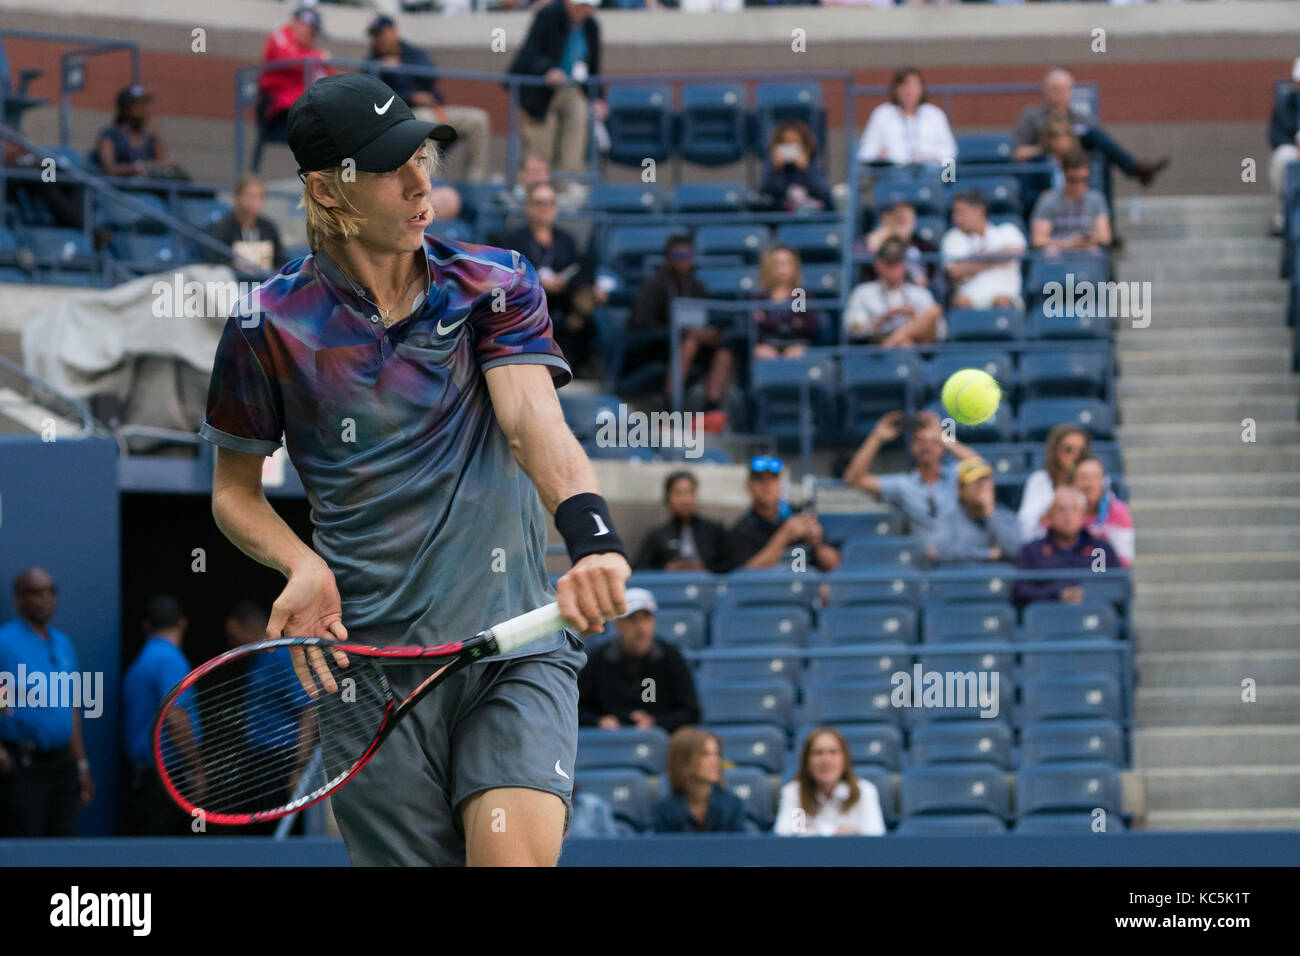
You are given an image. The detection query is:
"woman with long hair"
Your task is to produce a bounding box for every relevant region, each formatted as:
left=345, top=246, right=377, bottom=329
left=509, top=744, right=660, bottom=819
left=775, top=727, right=885, bottom=836
left=856, top=66, right=958, bottom=167
left=1017, top=423, right=1092, bottom=539
left=651, top=727, right=749, bottom=833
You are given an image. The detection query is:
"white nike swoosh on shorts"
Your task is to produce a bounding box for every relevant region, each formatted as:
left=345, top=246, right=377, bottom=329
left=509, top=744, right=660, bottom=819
left=554, top=760, right=570, bottom=780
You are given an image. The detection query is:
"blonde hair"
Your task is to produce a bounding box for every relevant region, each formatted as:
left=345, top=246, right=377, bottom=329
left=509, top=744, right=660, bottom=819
left=301, top=142, right=441, bottom=252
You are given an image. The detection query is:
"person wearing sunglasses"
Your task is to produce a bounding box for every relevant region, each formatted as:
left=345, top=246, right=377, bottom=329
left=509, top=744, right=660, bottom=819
left=726, top=456, right=841, bottom=572
left=1030, top=148, right=1112, bottom=253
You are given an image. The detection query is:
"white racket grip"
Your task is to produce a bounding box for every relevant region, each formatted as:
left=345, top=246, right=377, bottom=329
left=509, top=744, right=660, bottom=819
left=488, top=602, right=569, bottom=654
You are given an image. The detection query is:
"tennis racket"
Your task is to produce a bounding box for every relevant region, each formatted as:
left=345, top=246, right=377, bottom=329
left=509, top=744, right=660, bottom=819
left=152, top=602, right=568, bottom=825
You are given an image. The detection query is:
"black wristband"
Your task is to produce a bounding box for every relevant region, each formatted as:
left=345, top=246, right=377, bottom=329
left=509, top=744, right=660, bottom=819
left=555, top=493, right=626, bottom=564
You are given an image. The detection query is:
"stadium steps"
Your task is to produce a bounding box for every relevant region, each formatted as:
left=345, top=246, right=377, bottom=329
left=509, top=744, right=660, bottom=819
left=1116, top=193, right=1300, bottom=831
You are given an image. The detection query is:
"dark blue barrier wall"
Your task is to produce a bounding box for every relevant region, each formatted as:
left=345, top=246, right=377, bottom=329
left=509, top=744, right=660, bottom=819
left=2, top=832, right=1298, bottom=866
left=0, top=437, right=121, bottom=836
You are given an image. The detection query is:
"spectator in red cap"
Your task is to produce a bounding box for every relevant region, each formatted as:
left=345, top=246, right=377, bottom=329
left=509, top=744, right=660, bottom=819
left=258, top=6, right=331, bottom=141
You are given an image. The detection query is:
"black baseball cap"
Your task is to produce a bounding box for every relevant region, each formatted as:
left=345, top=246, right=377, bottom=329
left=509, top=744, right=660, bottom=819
left=367, top=14, right=396, bottom=36
left=287, top=73, right=456, bottom=177
left=877, top=236, right=907, bottom=264
left=116, top=84, right=151, bottom=112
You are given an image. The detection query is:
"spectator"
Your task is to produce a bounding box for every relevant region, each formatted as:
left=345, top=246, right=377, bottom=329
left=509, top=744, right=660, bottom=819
left=651, top=727, right=749, bottom=833
left=1012, top=67, right=1167, bottom=186
left=863, top=198, right=936, bottom=285
left=497, top=181, right=604, bottom=377
left=774, top=727, right=885, bottom=837
left=1268, top=58, right=1300, bottom=234
left=566, top=784, right=622, bottom=838
left=94, top=85, right=188, bottom=180
left=1017, top=423, right=1092, bottom=539
left=1072, top=454, right=1134, bottom=568
left=758, top=121, right=834, bottom=213
left=1039, top=114, right=1083, bottom=190
left=0, top=568, right=94, bottom=837
left=856, top=66, right=957, bottom=167
left=258, top=6, right=330, bottom=143
left=728, top=455, right=841, bottom=571
left=941, top=189, right=1026, bottom=310
left=207, top=175, right=286, bottom=278
left=502, top=152, right=554, bottom=209
left=3, top=141, right=86, bottom=231
left=1030, top=148, right=1112, bottom=252
left=843, top=236, right=944, bottom=346
left=1013, top=487, right=1119, bottom=605
left=121, top=595, right=197, bottom=836
left=366, top=15, right=491, bottom=183
left=923, top=457, right=1021, bottom=564
left=507, top=0, right=606, bottom=180
left=753, top=245, right=821, bottom=359
left=634, top=471, right=730, bottom=572
left=627, top=234, right=734, bottom=429
left=578, top=588, right=701, bottom=734
left=843, top=410, right=978, bottom=539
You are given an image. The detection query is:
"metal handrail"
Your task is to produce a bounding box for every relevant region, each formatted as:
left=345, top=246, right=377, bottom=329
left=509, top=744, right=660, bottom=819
left=0, top=353, right=103, bottom=439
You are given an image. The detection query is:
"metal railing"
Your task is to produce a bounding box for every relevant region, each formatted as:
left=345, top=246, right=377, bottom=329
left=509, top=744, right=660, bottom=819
left=0, top=353, right=102, bottom=439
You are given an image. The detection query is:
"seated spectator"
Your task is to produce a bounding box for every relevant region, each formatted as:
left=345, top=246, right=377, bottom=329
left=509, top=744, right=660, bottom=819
left=634, top=471, right=730, bottom=572
left=258, top=6, right=330, bottom=143
left=497, top=181, right=605, bottom=377
left=758, top=121, right=834, bottom=212
left=1017, top=423, right=1091, bottom=539
left=566, top=784, right=622, bottom=838
left=1268, top=58, right=1300, bottom=234
left=3, top=141, right=85, bottom=231
left=1013, top=487, right=1119, bottom=605
left=430, top=183, right=464, bottom=223
left=863, top=198, right=936, bottom=284
left=366, top=15, right=490, bottom=183
left=843, top=409, right=977, bottom=539
left=728, top=455, right=841, bottom=571
left=941, top=189, right=1026, bottom=310
left=95, top=85, right=188, bottom=180
left=207, top=175, right=285, bottom=278
left=843, top=236, right=944, bottom=346
left=1039, top=114, right=1083, bottom=190
left=856, top=66, right=957, bottom=167
left=753, top=245, right=821, bottom=360
left=1071, top=454, right=1134, bottom=568
left=923, top=457, right=1021, bottom=564
left=1030, top=148, right=1112, bottom=252
left=121, top=595, right=197, bottom=836
left=1012, top=67, right=1167, bottom=186
left=651, top=727, right=749, bottom=833
left=627, top=234, right=733, bottom=430
left=578, top=588, right=701, bottom=734
left=503, top=152, right=554, bottom=209
left=774, top=727, right=885, bottom=836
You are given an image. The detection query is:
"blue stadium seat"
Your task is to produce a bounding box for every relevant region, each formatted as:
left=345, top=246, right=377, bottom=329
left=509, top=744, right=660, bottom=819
left=800, top=263, right=842, bottom=299
left=711, top=606, right=811, bottom=647
left=815, top=604, right=919, bottom=645
left=1021, top=646, right=1126, bottom=683
left=672, top=181, right=747, bottom=213
left=698, top=680, right=796, bottom=730
left=1024, top=255, right=1108, bottom=308
left=708, top=725, right=786, bottom=773
left=1027, top=303, right=1112, bottom=341
left=605, top=224, right=683, bottom=280
left=913, top=215, right=945, bottom=247
left=945, top=307, right=1024, bottom=342
left=0, top=266, right=27, bottom=283
left=839, top=352, right=925, bottom=443
left=896, top=814, right=1007, bottom=836
left=1016, top=762, right=1122, bottom=818
left=853, top=765, right=898, bottom=826
left=900, top=763, right=1010, bottom=819
left=910, top=720, right=1014, bottom=769
left=927, top=400, right=1016, bottom=444
left=872, top=179, right=946, bottom=218
left=807, top=644, right=912, bottom=684
left=576, top=727, right=670, bottom=773
left=627, top=571, right=720, bottom=612
left=1023, top=601, right=1120, bottom=641
left=752, top=81, right=827, bottom=155
left=1013, top=812, right=1125, bottom=834
left=775, top=221, right=843, bottom=264
left=841, top=536, right=922, bottom=568
left=726, top=767, right=776, bottom=829
left=1018, top=398, right=1114, bottom=441
left=972, top=442, right=1030, bottom=478
left=955, top=134, right=1014, bottom=165
left=604, top=85, right=674, bottom=167
left=679, top=83, right=748, bottom=166
left=818, top=512, right=902, bottom=544
left=802, top=679, right=898, bottom=726
left=1077, top=573, right=1132, bottom=610
left=558, top=392, right=621, bottom=441
left=27, top=226, right=93, bottom=266
left=178, top=196, right=231, bottom=230
left=694, top=223, right=770, bottom=265
left=1021, top=719, right=1125, bottom=767
left=1019, top=351, right=1110, bottom=398
left=922, top=600, right=1016, bottom=642
left=96, top=192, right=170, bottom=233
left=699, top=645, right=803, bottom=688
left=823, top=571, right=922, bottom=608
left=1020, top=676, right=1124, bottom=724
left=924, top=351, right=1015, bottom=405
left=926, top=570, right=1015, bottom=604
left=958, top=176, right=1021, bottom=215
left=750, top=356, right=838, bottom=444
left=116, top=233, right=181, bottom=270
left=586, top=182, right=664, bottom=216
left=695, top=264, right=759, bottom=299
left=654, top=607, right=708, bottom=650
left=574, top=769, right=655, bottom=831
left=721, top=569, right=822, bottom=611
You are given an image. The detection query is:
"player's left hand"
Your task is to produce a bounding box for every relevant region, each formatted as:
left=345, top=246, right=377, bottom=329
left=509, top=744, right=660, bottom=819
left=557, top=552, right=630, bottom=635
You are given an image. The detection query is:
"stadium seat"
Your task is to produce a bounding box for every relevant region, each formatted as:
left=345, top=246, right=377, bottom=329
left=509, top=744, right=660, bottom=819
left=711, top=606, right=811, bottom=647
left=957, top=176, right=1021, bottom=215
left=955, top=134, right=1014, bottom=165
left=574, top=769, right=655, bottom=831
left=815, top=604, right=919, bottom=645
left=1020, top=676, right=1124, bottom=724
left=775, top=221, right=842, bottom=265
left=654, top=607, right=708, bottom=650
left=823, top=571, right=923, bottom=608
left=708, top=725, right=786, bottom=774
left=926, top=570, right=1015, bottom=604
left=1013, top=812, right=1125, bottom=834
left=896, top=814, right=1007, bottom=836
left=922, top=600, right=1016, bottom=642
left=604, top=85, right=675, bottom=167
left=626, top=571, right=720, bottom=612
left=945, top=307, right=1024, bottom=342
left=900, top=763, right=1011, bottom=819
left=752, top=81, right=827, bottom=155
left=1016, top=762, right=1122, bottom=818
left=807, top=644, right=912, bottom=684
left=1024, top=255, right=1108, bottom=309
left=699, top=645, right=803, bottom=688
left=605, top=224, right=683, bottom=280
left=1027, top=303, right=1112, bottom=341
left=178, top=196, right=231, bottom=230
left=818, top=512, right=903, bottom=544
left=802, top=679, right=898, bottom=726
left=671, top=181, right=747, bottom=213
left=839, top=352, right=925, bottom=443
left=853, top=765, right=898, bottom=826
left=116, top=233, right=181, bottom=270
left=558, top=392, right=621, bottom=441
left=924, top=351, right=1014, bottom=405
left=841, top=536, right=922, bottom=568
left=695, top=264, right=759, bottom=299
left=1018, top=398, right=1114, bottom=441
left=720, top=569, right=822, bottom=610
left=1023, top=601, right=1120, bottom=641
left=801, top=263, right=843, bottom=299
left=910, top=720, right=1014, bottom=769
left=576, top=727, right=670, bottom=774
left=586, top=182, right=664, bottom=216
left=1021, top=646, right=1126, bottom=683
left=27, top=226, right=94, bottom=267
left=926, top=400, right=1015, bottom=444
left=679, top=83, right=748, bottom=166
left=698, top=680, right=796, bottom=730
left=96, top=192, right=170, bottom=233
left=1077, top=572, right=1132, bottom=610
left=972, top=442, right=1030, bottom=478
left=1019, top=351, right=1110, bottom=398
left=726, top=767, right=776, bottom=829
left=749, top=356, right=838, bottom=444
left=872, top=178, right=946, bottom=218
left=693, top=223, right=770, bottom=265
left=1021, top=719, right=1125, bottom=767
left=913, top=215, right=945, bottom=246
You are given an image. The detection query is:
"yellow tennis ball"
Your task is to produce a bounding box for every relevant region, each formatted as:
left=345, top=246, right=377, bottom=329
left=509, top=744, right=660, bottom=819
left=942, top=368, right=1001, bottom=425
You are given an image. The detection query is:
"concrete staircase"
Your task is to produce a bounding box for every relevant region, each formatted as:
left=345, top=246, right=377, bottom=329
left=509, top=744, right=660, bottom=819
left=1116, top=195, right=1300, bottom=830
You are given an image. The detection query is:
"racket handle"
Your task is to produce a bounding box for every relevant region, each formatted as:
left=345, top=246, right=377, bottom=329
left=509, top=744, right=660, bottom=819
left=488, top=602, right=569, bottom=654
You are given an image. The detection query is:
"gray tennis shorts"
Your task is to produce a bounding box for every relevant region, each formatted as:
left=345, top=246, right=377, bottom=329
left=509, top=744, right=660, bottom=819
left=330, top=619, right=586, bottom=866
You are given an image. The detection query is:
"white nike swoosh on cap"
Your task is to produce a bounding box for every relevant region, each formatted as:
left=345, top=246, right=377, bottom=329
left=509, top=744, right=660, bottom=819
left=436, top=314, right=469, bottom=336
left=374, top=95, right=395, bottom=115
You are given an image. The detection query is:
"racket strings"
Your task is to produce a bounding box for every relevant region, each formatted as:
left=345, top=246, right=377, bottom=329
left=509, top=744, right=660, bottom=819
left=157, top=646, right=392, bottom=818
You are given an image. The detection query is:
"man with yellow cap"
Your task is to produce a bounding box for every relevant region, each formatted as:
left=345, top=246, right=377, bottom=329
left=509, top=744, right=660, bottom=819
left=923, top=457, right=1021, bottom=564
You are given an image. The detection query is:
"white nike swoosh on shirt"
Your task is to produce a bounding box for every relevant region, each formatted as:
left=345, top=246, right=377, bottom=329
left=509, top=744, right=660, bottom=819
left=554, top=760, right=570, bottom=780
left=436, top=314, right=469, bottom=336
left=374, top=95, right=395, bottom=115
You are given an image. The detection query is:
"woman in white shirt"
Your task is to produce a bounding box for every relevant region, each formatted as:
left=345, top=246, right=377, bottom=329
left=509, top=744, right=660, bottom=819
left=774, top=727, right=886, bottom=836
left=857, top=67, right=958, bottom=167
left=1016, top=423, right=1093, bottom=540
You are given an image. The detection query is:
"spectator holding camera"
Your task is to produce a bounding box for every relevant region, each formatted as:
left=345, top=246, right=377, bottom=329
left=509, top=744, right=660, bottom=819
left=924, top=457, right=1021, bottom=564
left=1071, top=454, right=1134, bottom=568
left=758, top=121, right=834, bottom=212
left=728, top=456, right=840, bottom=571
left=863, top=198, right=936, bottom=284
left=775, top=727, right=885, bottom=837
left=1013, top=487, right=1119, bottom=605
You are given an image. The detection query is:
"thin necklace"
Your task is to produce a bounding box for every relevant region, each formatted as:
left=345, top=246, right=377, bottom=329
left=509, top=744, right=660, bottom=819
left=340, top=259, right=426, bottom=323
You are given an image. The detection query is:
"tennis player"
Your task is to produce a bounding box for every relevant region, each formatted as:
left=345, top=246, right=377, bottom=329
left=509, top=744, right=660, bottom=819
left=199, top=73, right=629, bottom=865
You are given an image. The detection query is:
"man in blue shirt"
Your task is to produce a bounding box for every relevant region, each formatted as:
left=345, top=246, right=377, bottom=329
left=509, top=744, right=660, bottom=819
left=924, top=457, right=1021, bottom=565
left=0, top=568, right=94, bottom=836
left=1013, top=487, right=1119, bottom=605
left=121, top=595, right=198, bottom=835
